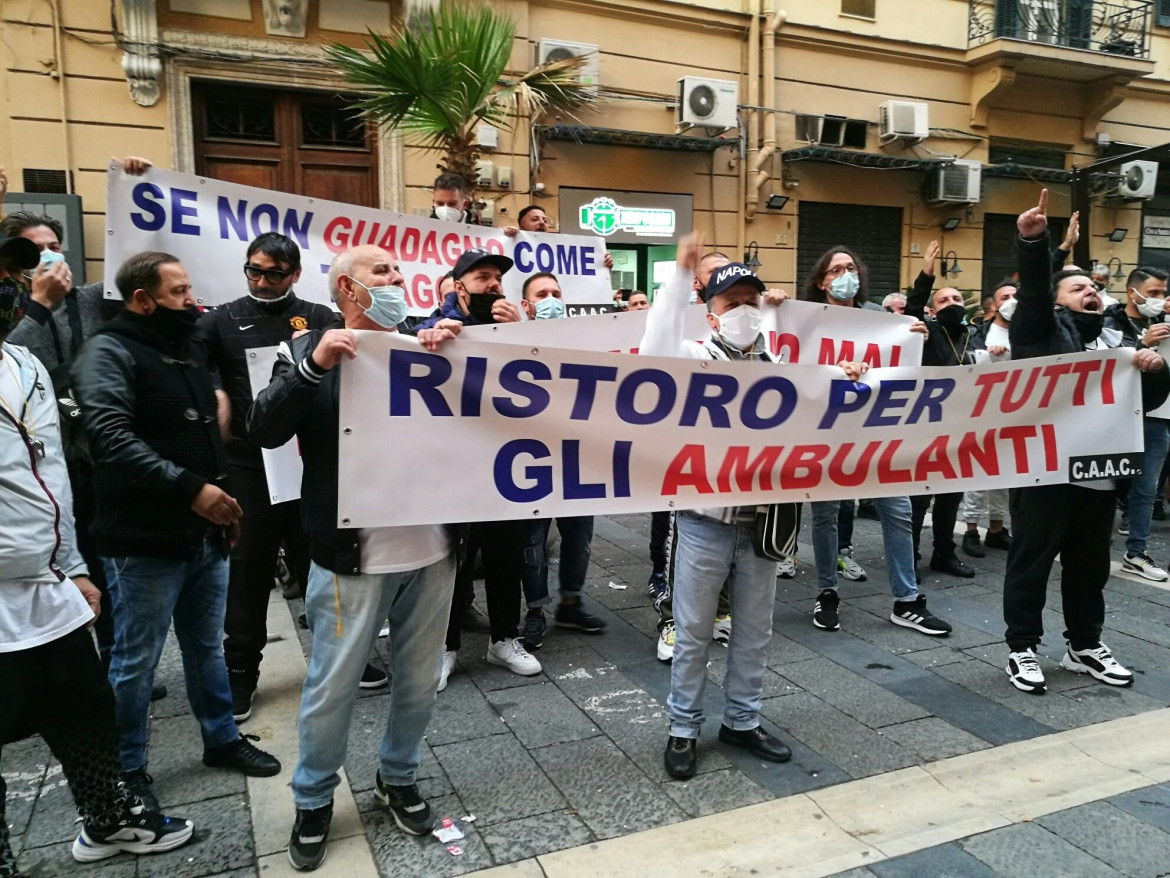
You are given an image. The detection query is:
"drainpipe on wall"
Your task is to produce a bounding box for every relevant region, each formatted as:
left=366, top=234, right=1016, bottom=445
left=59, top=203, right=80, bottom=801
left=745, top=7, right=784, bottom=222
left=46, top=0, right=73, bottom=193
left=739, top=0, right=761, bottom=255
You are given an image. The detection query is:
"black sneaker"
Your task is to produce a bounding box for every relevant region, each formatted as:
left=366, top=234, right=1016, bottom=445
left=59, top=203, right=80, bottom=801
left=1154, top=499, right=1166, bottom=521
left=521, top=609, right=546, bottom=651
left=663, top=735, right=697, bottom=779
left=203, top=734, right=281, bottom=777
left=647, top=570, right=668, bottom=600
left=150, top=684, right=167, bottom=702
left=229, top=668, right=257, bottom=723
left=961, top=530, right=985, bottom=558
left=121, top=768, right=160, bottom=813
left=984, top=528, right=1013, bottom=551
left=459, top=605, right=491, bottom=634
left=72, top=803, right=193, bottom=863
left=929, top=554, right=975, bottom=579
left=374, top=773, right=434, bottom=836
left=813, top=589, right=840, bottom=631
left=360, top=663, right=389, bottom=689
left=890, top=595, right=952, bottom=636
left=287, top=801, right=333, bottom=871
left=555, top=600, right=607, bottom=633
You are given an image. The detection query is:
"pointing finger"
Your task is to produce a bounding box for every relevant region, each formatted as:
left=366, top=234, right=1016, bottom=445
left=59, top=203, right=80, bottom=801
left=1037, top=188, right=1048, bottom=215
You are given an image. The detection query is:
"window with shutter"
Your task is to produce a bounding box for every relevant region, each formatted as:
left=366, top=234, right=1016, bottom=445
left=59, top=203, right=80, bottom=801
left=1158, top=0, right=1170, bottom=27
left=841, top=0, right=876, bottom=19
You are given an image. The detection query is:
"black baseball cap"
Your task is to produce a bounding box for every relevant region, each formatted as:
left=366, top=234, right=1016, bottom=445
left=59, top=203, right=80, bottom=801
left=0, top=236, right=40, bottom=270
left=453, top=248, right=513, bottom=280
left=704, top=261, right=766, bottom=300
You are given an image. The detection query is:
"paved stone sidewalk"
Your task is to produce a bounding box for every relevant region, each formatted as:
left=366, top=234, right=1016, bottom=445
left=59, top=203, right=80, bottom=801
left=4, top=510, right=1170, bottom=876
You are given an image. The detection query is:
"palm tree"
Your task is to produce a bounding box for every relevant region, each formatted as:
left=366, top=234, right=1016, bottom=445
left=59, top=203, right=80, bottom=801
left=326, top=2, right=596, bottom=192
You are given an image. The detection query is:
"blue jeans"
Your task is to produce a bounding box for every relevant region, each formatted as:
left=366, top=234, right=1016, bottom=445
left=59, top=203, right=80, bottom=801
left=292, top=555, right=455, bottom=809
left=521, top=516, right=594, bottom=609
left=666, top=511, right=776, bottom=739
left=103, top=538, right=237, bottom=772
left=810, top=497, right=918, bottom=600
left=1127, top=418, right=1170, bottom=556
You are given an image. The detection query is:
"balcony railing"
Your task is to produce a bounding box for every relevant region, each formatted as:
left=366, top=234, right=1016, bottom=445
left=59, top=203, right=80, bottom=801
left=968, top=0, right=1153, bottom=59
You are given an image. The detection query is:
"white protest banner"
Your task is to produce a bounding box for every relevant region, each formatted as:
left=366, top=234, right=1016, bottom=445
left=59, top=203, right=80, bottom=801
left=246, top=345, right=302, bottom=504
left=337, top=334, right=1142, bottom=527
left=104, top=166, right=611, bottom=315
left=1148, top=338, right=1170, bottom=418
left=463, top=300, right=922, bottom=367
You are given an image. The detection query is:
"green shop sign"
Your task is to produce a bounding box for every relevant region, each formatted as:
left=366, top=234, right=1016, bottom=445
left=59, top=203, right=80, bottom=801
left=578, top=197, right=676, bottom=238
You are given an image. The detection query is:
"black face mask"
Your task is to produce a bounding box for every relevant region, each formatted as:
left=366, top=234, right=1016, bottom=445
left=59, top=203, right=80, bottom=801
left=146, top=301, right=200, bottom=344
left=0, top=278, right=27, bottom=338
left=466, top=293, right=502, bottom=324
left=936, top=304, right=967, bottom=330
left=1068, top=309, right=1104, bottom=345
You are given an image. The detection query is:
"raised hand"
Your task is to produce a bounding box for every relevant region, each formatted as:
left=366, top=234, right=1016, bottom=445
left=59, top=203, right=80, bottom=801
left=1017, top=189, right=1049, bottom=239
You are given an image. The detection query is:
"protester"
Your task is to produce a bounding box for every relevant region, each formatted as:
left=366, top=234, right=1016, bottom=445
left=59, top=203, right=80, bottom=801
left=195, top=232, right=364, bottom=723
left=1003, top=189, right=1170, bottom=694
left=0, top=234, right=194, bottom=868
left=1103, top=267, right=1170, bottom=582
left=881, top=292, right=906, bottom=314
left=800, top=245, right=951, bottom=636
left=627, top=290, right=650, bottom=311
left=431, top=172, right=471, bottom=223
left=641, top=235, right=824, bottom=779
left=72, top=251, right=281, bottom=811
left=503, top=204, right=613, bottom=268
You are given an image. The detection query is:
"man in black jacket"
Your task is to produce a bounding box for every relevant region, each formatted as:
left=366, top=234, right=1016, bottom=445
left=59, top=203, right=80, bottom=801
left=72, top=251, right=280, bottom=811
left=1003, top=190, right=1170, bottom=695
left=247, top=244, right=460, bottom=871
left=196, top=232, right=348, bottom=721
left=905, top=240, right=982, bottom=580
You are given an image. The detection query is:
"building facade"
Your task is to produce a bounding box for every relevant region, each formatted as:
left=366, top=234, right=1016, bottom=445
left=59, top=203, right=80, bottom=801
left=3, top=0, right=1170, bottom=299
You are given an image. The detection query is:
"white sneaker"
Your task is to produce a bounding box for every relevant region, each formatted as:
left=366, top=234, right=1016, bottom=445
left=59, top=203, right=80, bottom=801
left=1006, top=648, right=1046, bottom=694
left=437, top=650, right=457, bottom=692
left=712, top=614, right=731, bottom=645
left=837, top=548, right=867, bottom=581
left=1061, top=642, right=1134, bottom=687
left=1122, top=552, right=1169, bottom=582
left=657, top=622, right=676, bottom=662
left=486, top=638, right=542, bottom=676
left=776, top=557, right=796, bottom=579
left=379, top=622, right=390, bottom=638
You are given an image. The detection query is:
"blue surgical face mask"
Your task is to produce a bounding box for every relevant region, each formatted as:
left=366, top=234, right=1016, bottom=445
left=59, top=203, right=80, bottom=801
left=350, top=277, right=407, bottom=329
left=828, top=271, right=860, bottom=301
left=534, top=296, right=564, bottom=320
left=40, top=249, right=66, bottom=267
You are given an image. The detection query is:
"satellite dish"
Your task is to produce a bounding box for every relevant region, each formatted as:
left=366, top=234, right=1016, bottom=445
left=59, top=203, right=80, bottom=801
left=688, top=83, right=717, bottom=119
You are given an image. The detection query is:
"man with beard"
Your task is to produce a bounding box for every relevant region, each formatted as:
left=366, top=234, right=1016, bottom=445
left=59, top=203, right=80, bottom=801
left=1003, top=190, right=1170, bottom=694
left=195, top=233, right=356, bottom=722
left=905, top=240, right=983, bottom=580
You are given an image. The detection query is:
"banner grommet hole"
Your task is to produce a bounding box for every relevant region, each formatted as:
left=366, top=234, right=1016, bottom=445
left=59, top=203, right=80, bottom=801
left=343, top=427, right=352, bottom=435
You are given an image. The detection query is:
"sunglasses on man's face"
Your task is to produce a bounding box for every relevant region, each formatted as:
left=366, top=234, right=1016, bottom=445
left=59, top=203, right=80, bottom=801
left=243, top=264, right=293, bottom=285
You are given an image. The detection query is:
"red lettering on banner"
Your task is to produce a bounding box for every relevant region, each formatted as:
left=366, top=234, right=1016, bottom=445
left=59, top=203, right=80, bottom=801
left=828, top=442, right=882, bottom=487
left=400, top=228, right=421, bottom=262
left=661, top=445, right=713, bottom=495
left=1042, top=423, right=1058, bottom=471
left=408, top=274, right=438, bottom=310
left=1038, top=363, right=1073, bottom=408
left=441, top=234, right=462, bottom=265
left=915, top=435, right=957, bottom=481
left=768, top=331, right=800, bottom=363
left=970, top=372, right=1008, bottom=417
left=1070, top=360, right=1102, bottom=405
left=876, top=440, right=913, bottom=483
left=323, top=216, right=351, bottom=253
left=1000, top=425, right=1038, bottom=471
left=818, top=339, right=854, bottom=365
left=1101, top=358, right=1115, bottom=404
left=486, top=239, right=506, bottom=255
left=780, top=445, right=829, bottom=489
left=421, top=231, right=441, bottom=265
left=378, top=225, right=398, bottom=252
left=957, top=430, right=999, bottom=478
left=716, top=446, right=783, bottom=492
left=1002, top=367, right=1039, bottom=413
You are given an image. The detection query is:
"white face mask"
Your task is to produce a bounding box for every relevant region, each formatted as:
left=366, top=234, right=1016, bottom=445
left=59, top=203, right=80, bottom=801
left=996, top=297, right=1017, bottom=322
left=1133, top=290, right=1166, bottom=319
left=715, top=304, right=763, bottom=349
left=433, top=205, right=464, bottom=223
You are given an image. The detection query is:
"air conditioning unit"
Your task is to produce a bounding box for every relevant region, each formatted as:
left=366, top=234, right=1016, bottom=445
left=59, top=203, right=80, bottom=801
left=677, top=77, right=739, bottom=131
left=1111, top=160, right=1159, bottom=200
left=536, top=39, right=599, bottom=93
left=879, top=100, right=929, bottom=144
left=929, top=159, right=982, bottom=204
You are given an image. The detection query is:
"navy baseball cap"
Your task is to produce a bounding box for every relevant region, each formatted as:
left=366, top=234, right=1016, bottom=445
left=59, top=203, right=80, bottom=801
left=704, top=262, right=766, bottom=300
left=0, top=236, right=40, bottom=270
left=453, top=248, right=513, bottom=280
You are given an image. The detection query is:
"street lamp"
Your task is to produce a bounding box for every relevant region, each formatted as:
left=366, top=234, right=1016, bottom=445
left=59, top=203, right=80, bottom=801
left=944, top=250, right=962, bottom=277
left=744, top=241, right=762, bottom=271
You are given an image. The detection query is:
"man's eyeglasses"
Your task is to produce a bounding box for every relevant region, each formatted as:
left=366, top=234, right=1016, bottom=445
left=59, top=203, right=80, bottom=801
left=244, top=264, right=293, bottom=284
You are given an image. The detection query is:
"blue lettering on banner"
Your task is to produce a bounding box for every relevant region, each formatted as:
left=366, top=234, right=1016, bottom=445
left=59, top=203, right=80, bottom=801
left=559, top=363, right=619, bottom=420
left=563, top=439, right=605, bottom=500
left=494, top=438, right=552, bottom=502
left=907, top=379, right=955, bottom=424
left=819, top=381, right=871, bottom=430
left=615, top=369, right=677, bottom=425
left=512, top=242, right=597, bottom=277
left=864, top=380, right=917, bottom=428
left=493, top=360, right=552, bottom=418
left=740, top=376, right=798, bottom=429
left=461, top=356, right=488, bottom=417
left=680, top=373, right=739, bottom=428
left=171, top=188, right=200, bottom=236
left=130, top=183, right=166, bottom=232
left=388, top=349, right=453, bottom=417
left=216, top=197, right=314, bottom=247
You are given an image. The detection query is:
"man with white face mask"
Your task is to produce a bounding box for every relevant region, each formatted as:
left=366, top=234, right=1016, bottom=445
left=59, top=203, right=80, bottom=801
left=1104, top=267, right=1170, bottom=582
left=431, top=172, right=471, bottom=224
left=640, top=234, right=871, bottom=779
left=195, top=233, right=345, bottom=720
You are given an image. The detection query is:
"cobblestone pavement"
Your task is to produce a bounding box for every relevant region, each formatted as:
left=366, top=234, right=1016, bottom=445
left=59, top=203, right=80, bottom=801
left=5, top=510, right=1170, bottom=877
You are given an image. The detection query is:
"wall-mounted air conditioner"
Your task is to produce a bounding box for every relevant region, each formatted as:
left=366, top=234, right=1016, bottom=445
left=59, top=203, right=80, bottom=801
left=536, top=39, right=599, bottom=93
left=1108, top=160, right=1159, bottom=200
left=879, top=100, right=929, bottom=144
left=676, top=77, right=739, bottom=131
left=929, top=159, right=982, bottom=204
